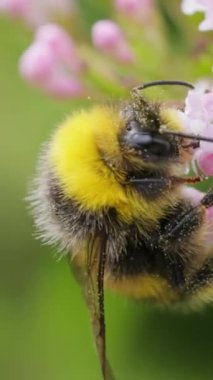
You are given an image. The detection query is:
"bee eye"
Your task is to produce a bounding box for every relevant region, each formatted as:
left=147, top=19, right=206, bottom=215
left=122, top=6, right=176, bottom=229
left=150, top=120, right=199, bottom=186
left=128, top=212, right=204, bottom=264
left=126, top=125, right=132, bottom=131
left=126, top=120, right=141, bottom=132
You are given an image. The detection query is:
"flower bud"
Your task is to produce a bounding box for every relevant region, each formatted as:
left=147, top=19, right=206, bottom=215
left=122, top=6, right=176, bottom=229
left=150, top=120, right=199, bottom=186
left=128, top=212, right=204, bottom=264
left=92, top=20, right=134, bottom=63
left=0, top=0, right=28, bottom=18
left=36, top=24, right=85, bottom=73
left=0, top=0, right=74, bottom=27
left=19, top=42, right=54, bottom=84
left=115, top=0, right=153, bottom=22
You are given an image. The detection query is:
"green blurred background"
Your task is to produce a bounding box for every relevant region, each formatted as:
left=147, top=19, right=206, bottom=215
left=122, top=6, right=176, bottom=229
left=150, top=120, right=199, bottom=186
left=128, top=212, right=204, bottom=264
left=1, top=6, right=213, bottom=380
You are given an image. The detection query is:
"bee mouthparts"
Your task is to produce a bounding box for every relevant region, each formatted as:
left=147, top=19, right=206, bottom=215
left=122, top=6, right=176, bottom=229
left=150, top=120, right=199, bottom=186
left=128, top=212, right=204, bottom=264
left=160, top=130, right=213, bottom=144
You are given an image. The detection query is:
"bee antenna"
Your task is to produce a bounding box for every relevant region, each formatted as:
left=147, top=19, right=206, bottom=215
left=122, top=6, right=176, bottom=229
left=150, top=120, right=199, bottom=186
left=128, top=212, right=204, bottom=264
left=132, top=80, right=195, bottom=94
left=161, top=130, right=213, bottom=144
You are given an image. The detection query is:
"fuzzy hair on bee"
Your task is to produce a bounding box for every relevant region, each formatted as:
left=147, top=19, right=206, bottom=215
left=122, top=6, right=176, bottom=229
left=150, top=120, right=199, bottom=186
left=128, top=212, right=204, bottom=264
left=28, top=80, right=213, bottom=380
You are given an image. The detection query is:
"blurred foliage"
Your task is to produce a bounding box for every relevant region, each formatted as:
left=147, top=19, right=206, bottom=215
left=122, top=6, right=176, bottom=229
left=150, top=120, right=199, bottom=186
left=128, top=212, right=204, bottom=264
left=0, top=1, right=213, bottom=380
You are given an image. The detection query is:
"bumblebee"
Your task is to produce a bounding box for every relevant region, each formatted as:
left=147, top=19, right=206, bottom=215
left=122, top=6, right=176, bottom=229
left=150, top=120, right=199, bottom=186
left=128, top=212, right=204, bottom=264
left=29, top=80, right=213, bottom=380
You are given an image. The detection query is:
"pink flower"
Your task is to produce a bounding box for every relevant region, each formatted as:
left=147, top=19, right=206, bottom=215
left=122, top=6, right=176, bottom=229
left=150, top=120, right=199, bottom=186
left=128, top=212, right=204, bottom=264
left=181, top=87, right=213, bottom=175
left=181, top=0, right=213, bottom=31
left=91, top=20, right=134, bottom=64
left=19, top=24, right=85, bottom=98
left=197, top=151, right=213, bottom=175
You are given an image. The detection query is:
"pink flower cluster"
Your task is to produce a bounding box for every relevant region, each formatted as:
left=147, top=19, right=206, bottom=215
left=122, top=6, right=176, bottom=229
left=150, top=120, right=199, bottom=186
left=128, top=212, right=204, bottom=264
left=18, top=19, right=135, bottom=98
left=1, top=0, right=211, bottom=101
left=19, top=24, right=86, bottom=98
left=181, top=0, right=213, bottom=31
left=180, top=87, right=213, bottom=176
left=1, top=0, right=153, bottom=98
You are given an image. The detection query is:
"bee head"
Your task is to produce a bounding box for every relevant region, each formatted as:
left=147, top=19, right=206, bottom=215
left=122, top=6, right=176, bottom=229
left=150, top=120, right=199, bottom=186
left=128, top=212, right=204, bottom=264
left=118, top=80, right=199, bottom=167
left=119, top=102, right=181, bottom=165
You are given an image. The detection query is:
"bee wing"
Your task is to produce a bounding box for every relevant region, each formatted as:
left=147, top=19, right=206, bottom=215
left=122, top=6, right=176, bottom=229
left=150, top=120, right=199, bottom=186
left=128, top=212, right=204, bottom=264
left=69, top=232, right=115, bottom=380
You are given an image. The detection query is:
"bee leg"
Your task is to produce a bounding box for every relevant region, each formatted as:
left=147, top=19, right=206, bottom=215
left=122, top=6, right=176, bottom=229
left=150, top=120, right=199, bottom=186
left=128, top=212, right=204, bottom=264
left=161, top=206, right=205, bottom=243
left=188, top=257, right=213, bottom=292
left=69, top=234, right=115, bottom=380
left=128, top=177, right=171, bottom=198
left=200, top=186, right=213, bottom=208
left=160, top=187, right=213, bottom=243
left=183, top=252, right=213, bottom=305
left=154, top=190, right=213, bottom=292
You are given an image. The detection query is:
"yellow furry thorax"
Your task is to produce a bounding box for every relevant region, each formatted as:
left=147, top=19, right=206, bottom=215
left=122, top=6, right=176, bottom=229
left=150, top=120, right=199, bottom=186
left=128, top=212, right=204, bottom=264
left=49, top=104, right=185, bottom=230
